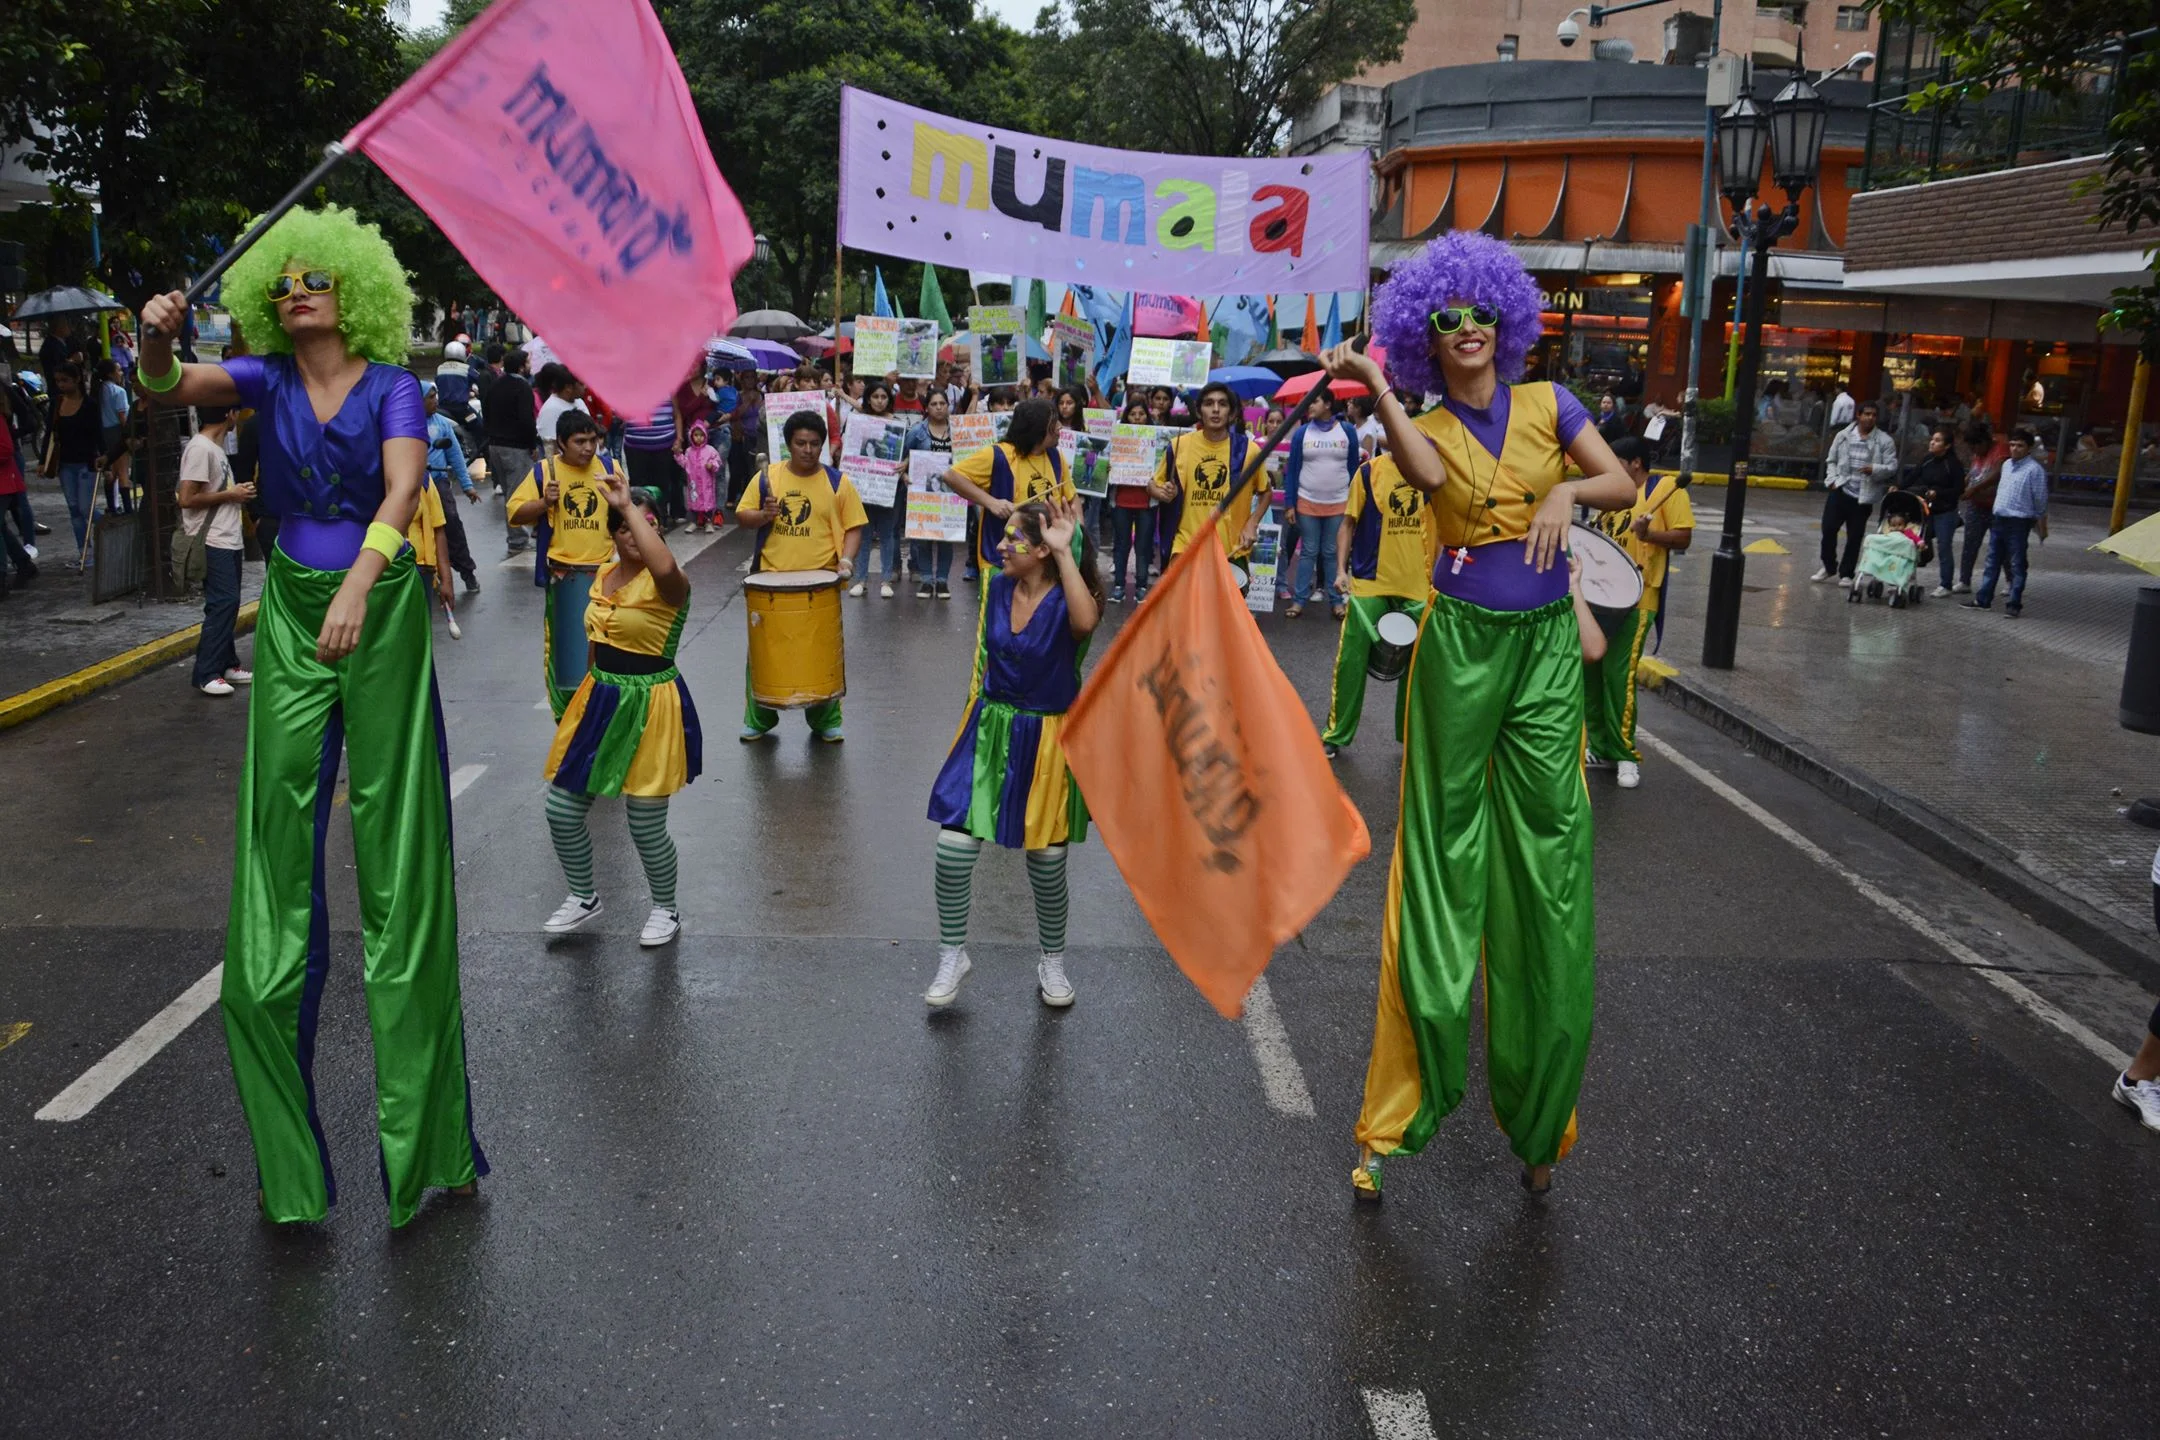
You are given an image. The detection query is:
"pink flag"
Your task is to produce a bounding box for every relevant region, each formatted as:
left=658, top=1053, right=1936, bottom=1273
left=343, top=0, right=752, bottom=415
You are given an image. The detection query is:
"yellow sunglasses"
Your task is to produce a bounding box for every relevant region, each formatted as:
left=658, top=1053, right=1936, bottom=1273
left=267, top=270, right=337, bottom=303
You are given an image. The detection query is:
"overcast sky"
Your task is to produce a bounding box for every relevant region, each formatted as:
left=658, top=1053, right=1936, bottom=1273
left=403, top=0, right=1047, bottom=34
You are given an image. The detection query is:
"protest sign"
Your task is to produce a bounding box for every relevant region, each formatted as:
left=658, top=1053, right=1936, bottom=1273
left=905, top=450, right=968, bottom=541
left=1243, top=521, right=1281, bottom=614
left=1050, top=317, right=1095, bottom=390
left=1129, top=338, right=1211, bottom=389
left=840, top=412, right=908, bottom=506
left=1109, top=423, right=1179, bottom=487
left=837, top=87, right=1370, bottom=296
left=1062, top=430, right=1111, bottom=499
left=951, top=411, right=1011, bottom=461
left=1085, top=406, right=1118, bottom=440
left=896, top=318, right=941, bottom=379
left=969, top=306, right=1026, bottom=388
left=853, top=315, right=900, bottom=375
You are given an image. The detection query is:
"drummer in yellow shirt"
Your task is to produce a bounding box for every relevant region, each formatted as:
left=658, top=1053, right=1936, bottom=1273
left=509, top=409, right=622, bottom=718
left=1322, top=454, right=1436, bottom=757
left=1150, top=381, right=1268, bottom=564
left=1583, top=435, right=1692, bottom=788
left=734, top=410, right=868, bottom=742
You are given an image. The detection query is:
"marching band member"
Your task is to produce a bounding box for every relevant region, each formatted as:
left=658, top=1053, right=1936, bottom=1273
left=137, top=205, right=486, bottom=1226
left=1153, top=381, right=1269, bottom=563
left=508, top=409, right=620, bottom=719
left=1321, top=230, right=1634, bottom=1202
left=1583, top=435, right=1693, bottom=789
left=1320, top=453, right=1435, bottom=758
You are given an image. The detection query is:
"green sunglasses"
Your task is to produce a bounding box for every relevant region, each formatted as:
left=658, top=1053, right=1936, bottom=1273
left=267, top=270, right=336, bottom=303
left=1429, top=304, right=1500, bottom=335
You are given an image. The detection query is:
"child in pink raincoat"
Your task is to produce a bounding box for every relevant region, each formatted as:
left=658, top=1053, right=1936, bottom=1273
left=678, top=420, right=723, bottom=532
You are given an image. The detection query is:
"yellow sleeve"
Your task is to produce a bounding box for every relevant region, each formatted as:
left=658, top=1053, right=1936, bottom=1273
left=834, top=477, right=869, bottom=530
left=1662, top=487, right=1696, bottom=530
left=508, top=472, right=541, bottom=516
left=1344, top=465, right=1370, bottom=522
left=951, top=447, right=997, bottom=488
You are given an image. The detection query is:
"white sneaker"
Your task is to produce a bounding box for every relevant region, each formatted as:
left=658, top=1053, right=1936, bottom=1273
left=1584, top=748, right=1615, bottom=771
left=879, top=581, right=894, bottom=598
left=1837, top=576, right=1854, bottom=589
left=1616, top=760, right=1641, bottom=789
left=1954, top=581, right=1972, bottom=594
left=1930, top=586, right=1952, bottom=599
left=1810, top=566, right=1832, bottom=582
left=198, top=677, right=235, bottom=697
left=224, top=667, right=253, bottom=685
left=543, top=893, right=603, bottom=934
left=22, top=543, right=35, bottom=559
left=848, top=581, right=866, bottom=597
left=925, top=946, right=971, bottom=1006
left=639, top=906, right=680, bottom=947
left=1037, top=953, right=1075, bottom=1008
left=2114, top=1072, right=2160, bottom=1132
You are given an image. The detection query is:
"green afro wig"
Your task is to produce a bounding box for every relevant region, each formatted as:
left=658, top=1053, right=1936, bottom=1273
left=222, top=204, right=415, bottom=366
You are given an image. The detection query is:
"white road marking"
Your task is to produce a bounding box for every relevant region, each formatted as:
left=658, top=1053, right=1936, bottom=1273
left=534, top=699, right=551, bottom=711
left=1242, top=973, right=1316, bottom=1118
left=36, top=762, right=493, bottom=1122
left=1638, top=728, right=2134, bottom=1071
left=1360, top=1388, right=1438, bottom=1439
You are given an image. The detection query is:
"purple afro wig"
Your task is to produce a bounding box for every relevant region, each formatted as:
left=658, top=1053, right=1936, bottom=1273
left=1370, top=231, right=1544, bottom=396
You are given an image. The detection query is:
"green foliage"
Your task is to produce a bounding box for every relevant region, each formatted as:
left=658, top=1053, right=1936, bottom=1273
left=1694, top=396, right=1737, bottom=444
left=665, top=0, right=1036, bottom=320
left=1879, top=1, right=2159, bottom=361
left=1028, top=0, right=1414, bottom=158
left=0, top=0, right=404, bottom=305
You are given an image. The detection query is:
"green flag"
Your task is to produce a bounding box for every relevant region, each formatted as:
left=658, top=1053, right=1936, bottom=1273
left=1025, top=278, right=1048, bottom=347
left=918, top=265, right=955, bottom=336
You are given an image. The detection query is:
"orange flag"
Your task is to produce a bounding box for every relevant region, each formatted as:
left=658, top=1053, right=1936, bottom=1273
left=1300, top=295, right=1320, bottom=353
left=1063, top=527, right=1370, bottom=1018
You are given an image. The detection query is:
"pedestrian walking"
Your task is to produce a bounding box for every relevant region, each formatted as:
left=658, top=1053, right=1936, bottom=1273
left=174, top=406, right=254, bottom=693
left=508, top=409, right=622, bottom=718
left=1318, top=452, right=1429, bottom=758
left=1319, top=229, right=1636, bottom=1201
left=1900, top=425, right=1965, bottom=597
left=539, top=473, right=700, bottom=947
left=39, top=361, right=100, bottom=564
left=904, top=389, right=957, bottom=598
left=1152, top=382, right=1265, bottom=564
left=1965, top=427, right=2048, bottom=617
left=1813, top=401, right=1898, bottom=585
left=922, top=497, right=1101, bottom=1010
left=483, top=347, right=539, bottom=553
left=1582, top=435, right=1693, bottom=790
left=422, top=382, right=480, bottom=593
left=135, top=204, right=487, bottom=1227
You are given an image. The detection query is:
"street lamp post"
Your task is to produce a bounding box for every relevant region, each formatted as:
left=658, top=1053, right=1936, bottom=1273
left=1700, top=74, right=1828, bottom=670
left=751, top=232, right=772, bottom=310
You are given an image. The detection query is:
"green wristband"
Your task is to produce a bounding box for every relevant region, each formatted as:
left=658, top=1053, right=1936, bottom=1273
left=137, top=354, right=183, bottom=394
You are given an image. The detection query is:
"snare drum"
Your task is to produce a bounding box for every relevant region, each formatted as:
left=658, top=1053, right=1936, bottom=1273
left=1366, top=609, right=1422, bottom=683
left=1568, top=523, right=1645, bottom=611
left=744, top=569, right=845, bottom=708
left=1228, top=562, right=1251, bottom=598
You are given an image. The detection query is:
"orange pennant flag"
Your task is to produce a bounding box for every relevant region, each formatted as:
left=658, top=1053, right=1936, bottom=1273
left=1063, top=526, right=1370, bottom=1018
left=1300, top=295, right=1320, bottom=354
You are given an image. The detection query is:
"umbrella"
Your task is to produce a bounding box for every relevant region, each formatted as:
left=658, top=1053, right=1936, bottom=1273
left=732, top=308, right=814, bottom=341
left=12, top=285, right=123, bottom=320
left=705, top=337, right=760, bottom=369
left=2093, top=509, right=2160, bottom=576
left=1274, top=369, right=1369, bottom=404
left=792, top=335, right=834, bottom=357
left=727, top=336, right=802, bottom=370
left=1208, top=365, right=1280, bottom=401
left=1256, top=347, right=1321, bottom=377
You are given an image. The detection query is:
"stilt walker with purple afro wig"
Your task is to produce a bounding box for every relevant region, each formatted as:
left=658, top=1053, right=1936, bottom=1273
left=1318, top=232, right=1637, bottom=1202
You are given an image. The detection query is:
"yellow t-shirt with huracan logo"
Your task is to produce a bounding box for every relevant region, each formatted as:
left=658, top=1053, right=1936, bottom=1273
left=746, top=462, right=869, bottom=573
left=1341, top=457, right=1435, bottom=601
left=508, top=455, right=616, bottom=568
left=1160, top=430, right=1267, bottom=558
left=1595, top=475, right=1695, bottom=610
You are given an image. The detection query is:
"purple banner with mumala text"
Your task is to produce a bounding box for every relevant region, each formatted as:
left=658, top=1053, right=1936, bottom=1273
left=838, top=88, right=1369, bottom=297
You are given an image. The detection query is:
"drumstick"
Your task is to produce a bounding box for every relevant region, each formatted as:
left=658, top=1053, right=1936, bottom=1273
left=1211, top=334, right=1369, bottom=525
left=443, top=594, right=462, bottom=640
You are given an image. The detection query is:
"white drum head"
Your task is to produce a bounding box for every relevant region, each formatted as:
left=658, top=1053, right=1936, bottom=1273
left=745, top=569, right=841, bottom=592
left=1569, top=524, right=1644, bottom=610
left=1375, top=611, right=1420, bottom=647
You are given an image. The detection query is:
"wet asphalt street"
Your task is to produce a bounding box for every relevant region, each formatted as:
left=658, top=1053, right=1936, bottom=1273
left=6, top=495, right=2160, bottom=1438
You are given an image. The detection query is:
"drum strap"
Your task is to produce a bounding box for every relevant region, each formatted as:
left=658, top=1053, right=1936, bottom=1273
left=749, top=463, right=844, bottom=574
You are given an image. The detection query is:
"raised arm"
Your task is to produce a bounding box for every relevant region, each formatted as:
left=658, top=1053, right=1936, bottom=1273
left=137, top=291, right=242, bottom=409
left=1319, top=342, right=1439, bottom=493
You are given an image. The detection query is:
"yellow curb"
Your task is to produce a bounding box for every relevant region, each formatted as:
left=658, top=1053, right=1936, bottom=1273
left=1744, top=537, right=1791, bottom=554
left=0, top=600, right=260, bottom=732
left=1636, top=655, right=1678, bottom=689
left=1660, top=468, right=1810, bottom=490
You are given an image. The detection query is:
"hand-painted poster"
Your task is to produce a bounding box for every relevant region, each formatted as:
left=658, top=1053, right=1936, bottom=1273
left=904, top=450, right=967, bottom=540
left=968, top=305, right=1025, bottom=387
left=1050, top=317, right=1095, bottom=390
left=853, top=315, right=900, bottom=375
left=838, top=87, right=1369, bottom=294
left=951, top=410, right=1012, bottom=461
left=1129, top=337, right=1211, bottom=389
left=840, top=412, right=909, bottom=506
left=896, top=318, right=941, bottom=379
left=1109, top=423, right=1179, bottom=487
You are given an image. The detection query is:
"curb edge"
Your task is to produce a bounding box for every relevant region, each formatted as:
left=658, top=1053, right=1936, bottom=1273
left=0, top=601, right=261, bottom=733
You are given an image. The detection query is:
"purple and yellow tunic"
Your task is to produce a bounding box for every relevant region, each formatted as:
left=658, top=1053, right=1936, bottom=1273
left=929, top=572, right=1090, bottom=849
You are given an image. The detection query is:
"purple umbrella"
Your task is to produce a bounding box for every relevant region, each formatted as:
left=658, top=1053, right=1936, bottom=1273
left=727, top=336, right=803, bottom=371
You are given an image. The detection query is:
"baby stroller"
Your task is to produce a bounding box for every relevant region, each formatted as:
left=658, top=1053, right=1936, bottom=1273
left=1849, top=490, right=1931, bottom=608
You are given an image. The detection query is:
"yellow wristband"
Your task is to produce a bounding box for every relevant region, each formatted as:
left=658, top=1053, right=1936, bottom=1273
left=361, top=521, right=406, bottom=562
left=137, top=354, right=183, bottom=394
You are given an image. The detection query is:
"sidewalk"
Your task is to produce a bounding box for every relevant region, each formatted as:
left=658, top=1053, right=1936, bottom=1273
left=0, top=488, right=264, bottom=723
left=1646, top=485, right=2160, bottom=977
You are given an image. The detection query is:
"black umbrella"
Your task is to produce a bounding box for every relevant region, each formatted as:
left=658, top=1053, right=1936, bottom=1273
left=730, top=308, right=813, bottom=342
left=1256, top=347, right=1321, bottom=378
left=12, top=285, right=124, bottom=320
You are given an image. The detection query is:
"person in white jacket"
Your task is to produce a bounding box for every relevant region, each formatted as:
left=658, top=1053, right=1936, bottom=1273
left=1813, top=401, right=1899, bottom=586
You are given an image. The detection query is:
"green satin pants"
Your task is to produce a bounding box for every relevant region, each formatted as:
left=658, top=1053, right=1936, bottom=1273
left=1355, top=593, right=1596, bottom=1168
left=1321, top=592, right=1426, bottom=749
left=221, top=549, right=486, bottom=1226
left=1583, top=606, right=1651, bottom=765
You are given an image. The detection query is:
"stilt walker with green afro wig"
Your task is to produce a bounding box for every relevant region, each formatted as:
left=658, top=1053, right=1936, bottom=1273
left=132, top=204, right=488, bottom=1227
